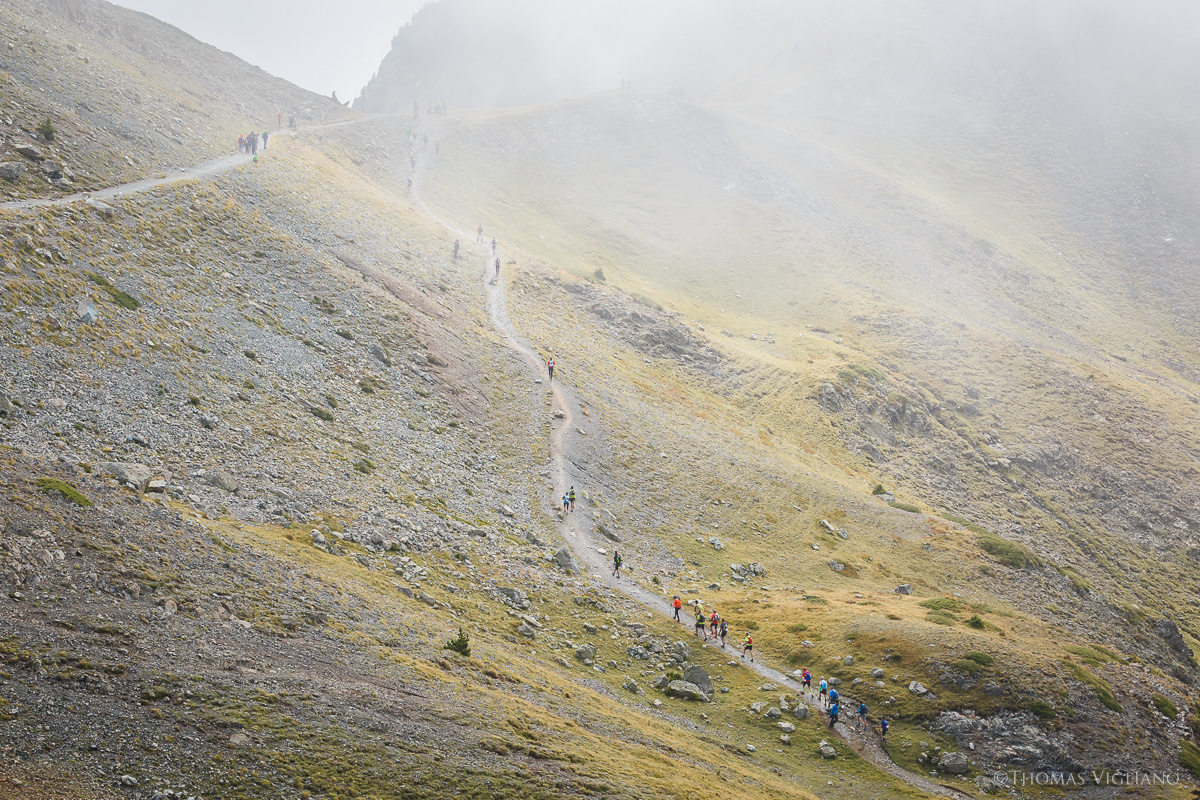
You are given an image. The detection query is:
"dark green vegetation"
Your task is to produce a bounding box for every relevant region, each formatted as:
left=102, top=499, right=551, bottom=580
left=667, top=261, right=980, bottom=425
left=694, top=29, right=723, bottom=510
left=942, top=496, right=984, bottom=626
left=87, top=272, right=141, bottom=310
left=35, top=477, right=92, bottom=506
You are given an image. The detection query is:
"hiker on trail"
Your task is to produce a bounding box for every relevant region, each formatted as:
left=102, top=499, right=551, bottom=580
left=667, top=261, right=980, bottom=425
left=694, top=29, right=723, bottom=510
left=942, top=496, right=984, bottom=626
left=694, top=608, right=707, bottom=639
left=612, top=550, right=622, bottom=579
left=406, top=177, right=413, bottom=193
left=547, top=358, right=555, bottom=381
left=718, top=618, right=728, bottom=647
left=289, top=114, right=296, bottom=129
left=562, top=492, right=569, bottom=513
left=250, top=132, right=258, bottom=155
left=741, top=633, right=754, bottom=661
left=238, top=134, right=245, bottom=153
left=829, top=701, right=840, bottom=728
left=708, top=611, right=719, bottom=637
left=410, top=154, right=417, bottom=169
left=672, top=596, right=682, bottom=622
left=828, top=686, right=839, bottom=710
left=818, top=678, right=828, bottom=706
left=568, top=487, right=576, bottom=511
left=880, top=717, right=889, bottom=744
left=453, top=239, right=460, bottom=259
left=477, top=224, right=483, bottom=243
left=278, top=112, right=283, bottom=127
left=856, top=702, right=868, bottom=732
left=262, top=132, right=268, bottom=150
left=495, top=257, right=501, bottom=277
left=802, top=669, right=812, bottom=695
left=491, top=237, right=497, bottom=254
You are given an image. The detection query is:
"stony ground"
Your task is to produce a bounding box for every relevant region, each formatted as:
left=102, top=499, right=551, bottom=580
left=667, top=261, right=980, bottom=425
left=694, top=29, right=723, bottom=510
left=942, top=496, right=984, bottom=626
left=0, top=2, right=1196, bottom=800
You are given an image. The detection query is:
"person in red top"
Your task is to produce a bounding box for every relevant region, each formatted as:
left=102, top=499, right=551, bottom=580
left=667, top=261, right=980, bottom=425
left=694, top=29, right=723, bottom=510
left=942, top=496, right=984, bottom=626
left=547, top=358, right=556, bottom=381
left=741, top=633, right=754, bottom=662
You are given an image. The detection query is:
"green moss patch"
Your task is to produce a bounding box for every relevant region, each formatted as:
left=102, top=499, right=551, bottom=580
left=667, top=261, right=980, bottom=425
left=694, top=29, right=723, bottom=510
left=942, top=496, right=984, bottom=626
left=1063, top=660, right=1121, bottom=712
left=35, top=477, right=92, bottom=507
left=1152, top=693, right=1178, bottom=720
left=87, top=272, right=141, bottom=310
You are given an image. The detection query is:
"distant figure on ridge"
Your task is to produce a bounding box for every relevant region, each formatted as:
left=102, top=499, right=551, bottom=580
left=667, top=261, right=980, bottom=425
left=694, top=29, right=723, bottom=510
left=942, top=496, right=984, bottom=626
left=453, top=239, right=460, bottom=260
left=477, top=224, right=484, bottom=243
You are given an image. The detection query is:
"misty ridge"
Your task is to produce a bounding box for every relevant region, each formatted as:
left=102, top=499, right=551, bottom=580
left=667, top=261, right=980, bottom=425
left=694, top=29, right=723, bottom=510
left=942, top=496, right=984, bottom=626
left=357, top=0, right=1200, bottom=269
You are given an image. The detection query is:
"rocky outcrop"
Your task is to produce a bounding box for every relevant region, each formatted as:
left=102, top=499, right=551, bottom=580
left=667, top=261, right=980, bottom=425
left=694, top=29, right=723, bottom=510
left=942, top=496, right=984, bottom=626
left=933, top=711, right=1080, bottom=772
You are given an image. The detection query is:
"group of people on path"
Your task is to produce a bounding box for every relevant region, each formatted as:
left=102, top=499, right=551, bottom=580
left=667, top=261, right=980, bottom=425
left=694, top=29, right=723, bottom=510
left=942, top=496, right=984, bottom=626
left=561, top=486, right=576, bottom=514
left=797, top=667, right=888, bottom=739
left=671, top=596, right=741, bottom=653
left=275, top=112, right=296, bottom=129
left=238, top=131, right=266, bottom=156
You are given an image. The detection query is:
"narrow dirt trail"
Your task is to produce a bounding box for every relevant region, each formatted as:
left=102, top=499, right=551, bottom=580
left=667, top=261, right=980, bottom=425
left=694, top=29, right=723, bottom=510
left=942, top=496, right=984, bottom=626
left=0, top=113, right=398, bottom=212
left=408, top=125, right=974, bottom=800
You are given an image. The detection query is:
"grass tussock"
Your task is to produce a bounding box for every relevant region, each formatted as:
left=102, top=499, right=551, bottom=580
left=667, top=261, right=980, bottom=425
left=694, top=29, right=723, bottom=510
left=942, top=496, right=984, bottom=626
left=1063, top=660, right=1122, bottom=712
left=978, top=533, right=1042, bottom=569
left=87, top=272, right=141, bottom=310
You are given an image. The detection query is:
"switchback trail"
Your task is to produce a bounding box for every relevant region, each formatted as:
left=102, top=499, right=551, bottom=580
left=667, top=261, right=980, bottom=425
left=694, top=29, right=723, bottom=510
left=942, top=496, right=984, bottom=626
left=0, top=113, right=397, bottom=212
left=408, top=123, right=974, bottom=800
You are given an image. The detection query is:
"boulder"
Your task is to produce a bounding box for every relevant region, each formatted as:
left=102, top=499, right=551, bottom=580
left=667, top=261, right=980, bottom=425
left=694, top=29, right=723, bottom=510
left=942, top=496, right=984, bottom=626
left=206, top=470, right=239, bottom=493
left=908, top=681, right=928, bottom=695
left=780, top=734, right=792, bottom=746
left=894, top=584, right=913, bottom=595
left=664, top=680, right=709, bottom=702
left=652, top=674, right=670, bottom=689
left=818, top=741, right=838, bottom=759
left=14, top=143, right=43, bottom=161
left=682, top=664, right=713, bottom=696
left=622, top=677, right=643, bottom=695
left=0, top=161, right=23, bottom=180
left=793, top=704, right=811, bottom=719
left=370, top=343, right=393, bottom=366
left=820, top=519, right=836, bottom=533
left=100, top=462, right=151, bottom=492
left=75, top=299, right=99, bottom=324
left=778, top=722, right=796, bottom=733
left=765, top=707, right=782, bottom=719
left=0, top=395, right=14, bottom=416
left=671, top=640, right=689, bottom=661
left=1153, top=618, right=1192, bottom=654
left=553, top=547, right=579, bottom=574
left=939, top=752, right=970, bottom=774
left=86, top=198, right=115, bottom=218
left=871, top=667, right=885, bottom=678
left=844, top=656, right=854, bottom=666
left=575, top=644, right=597, bottom=663
left=516, top=622, right=537, bottom=638
left=750, top=702, right=766, bottom=713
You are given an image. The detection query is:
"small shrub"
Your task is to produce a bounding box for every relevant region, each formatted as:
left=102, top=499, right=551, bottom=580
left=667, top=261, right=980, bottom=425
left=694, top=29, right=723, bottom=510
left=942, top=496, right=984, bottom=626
left=886, top=612, right=902, bottom=620
left=243, top=379, right=255, bottom=389
left=352, top=442, right=370, bottom=453
left=36, top=477, right=91, bottom=506
left=919, top=597, right=963, bottom=612
left=872, top=484, right=886, bottom=495
left=926, top=611, right=957, bottom=626
left=952, top=659, right=982, bottom=675
left=443, top=628, right=470, bottom=657
left=1029, top=700, right=1057, bottom=720
left=325, top=394, right=338, bottom=409
left=745, top=621, right=759, bottom=630
left=310, top=406, right=334, bottom=421
left=889, top=501, right=920, bottom=513
left=966, top=615, right=986, bottom=629
left=962, top=651, right=994, bottom=666
left=353, top=459, right=375, bottom=475
left=979, top=534, right=1042, bottom=569
left=787, top=623, right=809, bottom=633
left=804, top=595, right=828, bottom=604
left=37, top=117, right=55, bottom=141
left=242, top=350, right=257, bottom=361
left=837, top=368, right=859, bottom=385
left=1153, top=693, right=1179, bottom=720
left=1182, top=740, right=1200, bottom=778
left=592, top=268, right=606, bottom=282
left=187, top=396, right=201, bottom=407
left=335, top=328, right=355, bottom=341
left=1064, top=644, right=1114, bottom=667
left=848, top=363, right=887, bottom=382
left=665, top=669, right=682, bottom=682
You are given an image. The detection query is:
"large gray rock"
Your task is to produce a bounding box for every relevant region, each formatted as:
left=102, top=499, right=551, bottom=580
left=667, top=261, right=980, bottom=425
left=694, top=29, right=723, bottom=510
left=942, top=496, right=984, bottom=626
left=516, top=622, right=537, bottom=638
left=652, top=674, right=670, bottom=689
left=871, top=667, right=885, bottom=678
left=671, top=640, right=689, bottom=661
left=908, top=681, right=928, bottom=695
left=765, top=706, right=782, bottom=719
left=664, top=680, right=709, bottom=702
left=14, top=143, right=43, bottom=161
left=939, top=752, right=970, bottom=774
left=818, top=741, right=838, bottom=759
left=76, top=299, right=98, bottom=324
left=0, top=162, right=23, bottom=180
left=553, top=547, right=579, bottom=574
left=794, top=704, right=811, bottom=719
left=894, top=584, right=913, bottom=595
left=1153, top=618, right=1192, bottom=654
left=100, top=462, right=151, bottom=492
left=207, top=470, right=239, bottom=493
left=0, top=395, right=14, bottom=417
left=682, top=664, right=713, bottom=696
left=575, top=644, right=597, bottom=663
left=622, top=677, right=643, bottom=695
